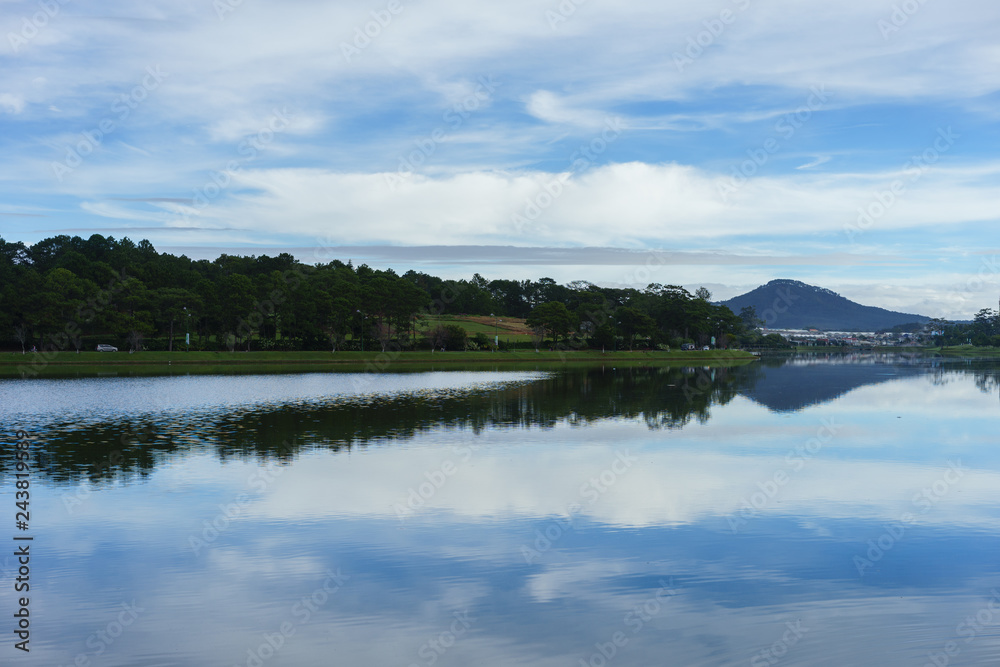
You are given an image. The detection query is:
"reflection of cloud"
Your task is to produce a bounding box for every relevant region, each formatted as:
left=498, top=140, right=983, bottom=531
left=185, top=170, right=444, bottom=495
left=527, top=561, right=630, bottom=603
left=0, top=371, right=546, bottom=424
left=246, top=415, right=1000, bottom=531
left=16, top=364, right=1000, bottom=665
left=207, top=547, right=325, bottom=580
left=30, top=372, right=1000, bottom=536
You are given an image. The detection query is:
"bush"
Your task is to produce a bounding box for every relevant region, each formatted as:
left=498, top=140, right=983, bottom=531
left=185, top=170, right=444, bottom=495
left=425, top=324, right=467, bottom=350
left=472, top=332, right=491, bottom=349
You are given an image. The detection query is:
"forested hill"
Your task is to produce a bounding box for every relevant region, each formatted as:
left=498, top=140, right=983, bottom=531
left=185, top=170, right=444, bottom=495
left=720, top=279, right=929, bottom=331
left=0, top=235, right=751, bottom=352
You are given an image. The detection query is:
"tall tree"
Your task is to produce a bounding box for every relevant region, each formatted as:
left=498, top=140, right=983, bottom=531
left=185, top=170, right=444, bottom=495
left=526, top=301, right=576, bottom=344
left=616, top=306, right=656, bottom=351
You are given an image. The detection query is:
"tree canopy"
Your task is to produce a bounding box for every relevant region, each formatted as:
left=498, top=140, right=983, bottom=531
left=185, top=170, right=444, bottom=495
left=1, top=235, right=760, bottom=352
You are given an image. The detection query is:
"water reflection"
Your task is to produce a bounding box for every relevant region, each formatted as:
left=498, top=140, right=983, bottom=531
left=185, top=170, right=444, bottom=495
left=1, top=355, right=999, bottom=666
left=1, top=364, right=756, bottom=483
left=2, top=355, right=998, bottom=485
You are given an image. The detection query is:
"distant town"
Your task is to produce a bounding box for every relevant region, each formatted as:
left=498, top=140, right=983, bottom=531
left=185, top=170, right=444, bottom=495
left=764, top=327, right=940, bottom=348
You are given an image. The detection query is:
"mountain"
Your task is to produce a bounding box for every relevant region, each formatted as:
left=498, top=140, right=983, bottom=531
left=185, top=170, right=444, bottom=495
left=720, top=279, right=930, bottom=331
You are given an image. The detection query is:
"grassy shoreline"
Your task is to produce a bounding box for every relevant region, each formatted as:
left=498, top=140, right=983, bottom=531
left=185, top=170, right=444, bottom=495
left=0, top=349, right=757, bottom=377
left=2, top=349, right=756, bottom=365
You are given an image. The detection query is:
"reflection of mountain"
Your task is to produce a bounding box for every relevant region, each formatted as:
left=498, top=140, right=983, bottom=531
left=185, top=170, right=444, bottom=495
left=737, top=355, right=932, bottom=412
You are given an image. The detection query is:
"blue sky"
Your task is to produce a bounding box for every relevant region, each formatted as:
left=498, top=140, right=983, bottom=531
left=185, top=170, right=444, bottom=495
left=1, top=0, right=998, bottom=317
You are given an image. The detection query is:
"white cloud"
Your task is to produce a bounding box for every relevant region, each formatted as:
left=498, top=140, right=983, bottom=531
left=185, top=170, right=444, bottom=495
left=190, top=160, right=999, bottom=249
left=3, top=0, right=1000, bottom=312
left=525, top=90, right=611, bottom=129
left=0, top=93, right=24, bottom=114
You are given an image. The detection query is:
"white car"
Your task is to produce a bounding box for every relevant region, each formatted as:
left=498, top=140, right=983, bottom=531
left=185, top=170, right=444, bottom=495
left=96, top=344, right=118, bottom=352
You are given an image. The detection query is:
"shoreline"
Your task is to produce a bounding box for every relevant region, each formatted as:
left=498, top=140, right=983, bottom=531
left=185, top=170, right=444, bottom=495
left=1, top=349, right=756, bottom=365
left=0, top=349, right=758, bottom=377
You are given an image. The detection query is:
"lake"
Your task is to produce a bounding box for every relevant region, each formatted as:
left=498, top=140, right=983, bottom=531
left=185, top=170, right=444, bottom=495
left=1, top=354, right=999, bottom=666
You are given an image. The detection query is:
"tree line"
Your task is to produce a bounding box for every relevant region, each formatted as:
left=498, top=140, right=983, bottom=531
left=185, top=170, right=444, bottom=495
left=1, top=234, right=785, bottom=352
left=936, top=309, right=1000, bottom=347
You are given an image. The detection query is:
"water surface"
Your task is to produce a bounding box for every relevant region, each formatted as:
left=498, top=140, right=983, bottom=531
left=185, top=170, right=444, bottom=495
left=1, top=355, right=998, bottom=666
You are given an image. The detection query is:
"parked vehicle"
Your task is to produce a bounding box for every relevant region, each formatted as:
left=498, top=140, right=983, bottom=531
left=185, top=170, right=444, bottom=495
left=96, top=344, right=118, bottom=352
left=702, top=346, right=710, bottom=351
left=680, top=343, right=696, bottom=351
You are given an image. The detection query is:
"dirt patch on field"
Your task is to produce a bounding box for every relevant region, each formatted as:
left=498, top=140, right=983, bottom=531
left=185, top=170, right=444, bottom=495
left=461, top=315, right=533, bottom=334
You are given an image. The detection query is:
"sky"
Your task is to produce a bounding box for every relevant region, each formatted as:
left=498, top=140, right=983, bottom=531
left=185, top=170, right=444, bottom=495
left=1, top=0, right=998, bottom=319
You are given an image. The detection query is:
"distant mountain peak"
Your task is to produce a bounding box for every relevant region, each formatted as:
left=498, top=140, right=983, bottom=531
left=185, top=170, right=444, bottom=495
left=762, top=279, right=839, bottom=298
left=722, top=279, right=928, bottom=331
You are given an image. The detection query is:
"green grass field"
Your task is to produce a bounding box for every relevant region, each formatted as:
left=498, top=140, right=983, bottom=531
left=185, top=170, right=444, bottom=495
left=1, top=348, right=758, bottom=377
left=416, top=314, right=535, bottom=340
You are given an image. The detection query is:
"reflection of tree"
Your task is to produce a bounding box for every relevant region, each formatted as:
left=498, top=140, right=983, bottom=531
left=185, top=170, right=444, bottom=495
left=930, top=363, right=1000, bottom=398
left=974, top=373, right=999, bottom=395
left=9, top=355, right=993, bottom=487
left=0, top=364, right=762, bottom=485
